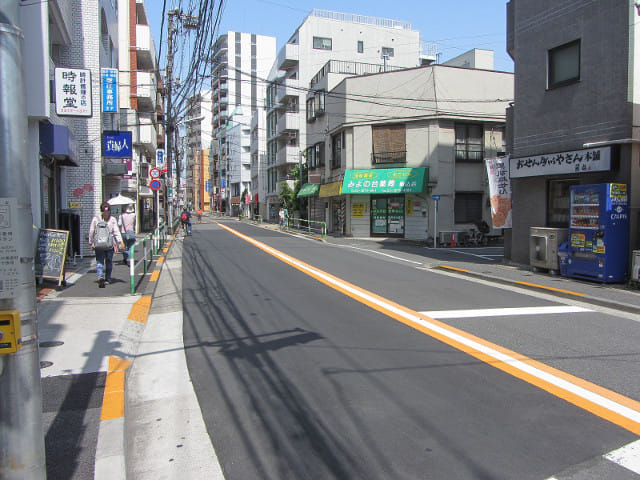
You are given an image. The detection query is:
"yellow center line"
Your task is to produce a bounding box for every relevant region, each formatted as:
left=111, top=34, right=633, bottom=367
left=215, top=221, right=640, bottom=435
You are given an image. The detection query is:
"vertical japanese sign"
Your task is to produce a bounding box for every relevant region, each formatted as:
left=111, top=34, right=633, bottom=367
left=485, top=156, right=512, bottom=228
left=101, top=68, right=118, bottom=113
left=55, top=67, right=92, bottom=117
left=156, top=149, right=165, bottom=169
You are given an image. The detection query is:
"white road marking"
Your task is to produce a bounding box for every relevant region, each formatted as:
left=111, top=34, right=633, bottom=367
left=421, top=305, right=593, bottom=319
left=604, top=439, right=640, bottom=474
left=338, top=244, right=423, bottom=264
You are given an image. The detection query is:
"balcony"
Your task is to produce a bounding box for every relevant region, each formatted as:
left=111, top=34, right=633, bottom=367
left=138, top=119, right=157, bottom=151
left=277, top=111, right=299, bottom=134
left=276, top=144, right=300, bottom=166
left=136, top=71, right=156, bottom=112
left=136, top=24, right=157, bottom=71
left=277, top=42, right=299, bottom=71
left=276, top=77, right=298, bottom=105
left=372, top=150, right=407, bottom=165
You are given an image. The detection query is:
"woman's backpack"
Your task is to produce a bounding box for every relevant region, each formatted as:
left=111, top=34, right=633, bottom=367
left=94, top=220, right=113, bottom=250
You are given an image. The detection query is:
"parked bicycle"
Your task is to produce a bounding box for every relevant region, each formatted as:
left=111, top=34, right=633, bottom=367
left=461, top=220, right=490, bottom=247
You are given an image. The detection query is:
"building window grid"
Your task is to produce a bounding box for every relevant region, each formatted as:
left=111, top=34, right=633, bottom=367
left=455, top=123, right=484, bottom=162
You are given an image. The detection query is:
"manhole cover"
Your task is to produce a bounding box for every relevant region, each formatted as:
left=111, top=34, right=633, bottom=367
left=40, top=361, right=53, bottom=369
left=39, top=341, right=64, bottom=348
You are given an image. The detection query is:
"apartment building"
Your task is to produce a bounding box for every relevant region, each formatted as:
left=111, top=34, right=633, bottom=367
left=506, top=1, right=640, bottom=276
left=263, top=9, right=436, bottom=222
left=304, top=63, right=512, bottom=239
left=118, top=0, right=162, bottom=232
left=21, top=0, right=120, bottom=257
left=185, top=90, right=213, bottom=211
left=210, top=31, right=276, bottom=215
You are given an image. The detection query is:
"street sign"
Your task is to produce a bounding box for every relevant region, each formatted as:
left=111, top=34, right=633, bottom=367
left=156, top=149, right=165, bottom=169
left=432, top=194, right=441, bottom=201
left=149, top=179, right=162, bottom=191
left=150, top=167, right=161, bottom=179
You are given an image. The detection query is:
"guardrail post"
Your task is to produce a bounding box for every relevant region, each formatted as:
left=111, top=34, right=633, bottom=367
left=129, top=244, right=136, bottom=295
left=143, top=238, right=148, bottom=274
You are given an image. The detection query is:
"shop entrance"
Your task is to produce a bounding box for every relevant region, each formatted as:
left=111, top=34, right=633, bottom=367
left=371, top=195, right=404, bottom=237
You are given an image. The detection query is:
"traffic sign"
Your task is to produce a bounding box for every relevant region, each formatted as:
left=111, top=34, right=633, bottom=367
left=150, top=167, right=161, bottom=179
left=149, top=179, right=162, bottom=191
left=432, top=194, right=441, bottom=201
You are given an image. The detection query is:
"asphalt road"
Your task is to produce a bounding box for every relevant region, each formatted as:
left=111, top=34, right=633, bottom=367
left=182, top=219, right=639, bottom=479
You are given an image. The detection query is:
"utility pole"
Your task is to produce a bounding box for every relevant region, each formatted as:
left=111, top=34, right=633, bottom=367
left=165, top=9, right=199, bottom=219
left=0, top=1, right=46, bottom=478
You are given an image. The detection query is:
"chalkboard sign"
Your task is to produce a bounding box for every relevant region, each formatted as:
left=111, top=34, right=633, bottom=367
left=34, top=229, right=69, bottom=285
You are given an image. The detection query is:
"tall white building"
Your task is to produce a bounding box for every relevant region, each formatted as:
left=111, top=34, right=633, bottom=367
left=264, top=9, right=436, bottom=221
left=210, top=31, right=276, bottom=215
left=185, top=90, right=213, bottom=211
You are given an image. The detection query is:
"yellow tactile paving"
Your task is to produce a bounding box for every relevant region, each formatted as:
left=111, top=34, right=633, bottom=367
left=150, top=270, right=160, bottom=282
left=127, top=295, right=152, bottom=323
left=157, top=256, right=165, bottom=264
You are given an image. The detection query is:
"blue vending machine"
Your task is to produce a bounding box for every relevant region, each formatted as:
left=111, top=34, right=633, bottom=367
left=566, top=183, right=629, bottom=283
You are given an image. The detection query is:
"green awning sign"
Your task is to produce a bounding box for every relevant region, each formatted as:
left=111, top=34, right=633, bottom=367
left=341, top=168, right=428, bottom=194
left=297, top=183, right=320, bottom=197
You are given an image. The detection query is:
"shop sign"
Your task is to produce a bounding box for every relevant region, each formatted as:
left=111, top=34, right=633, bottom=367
left=101, top=68, right=118, bottom=113
left=485, top=156, right=512, bottom=228
left=103, top=131, right=132, bottom=158
left=509, top=147, right=610, bottom=178
left=55, top=68, right=92, bottom=117
left=352, top=203, right=365, bottom=218
left=342, top=168, right=427, bottom=194
left=68, top=202, right=81, bottom=209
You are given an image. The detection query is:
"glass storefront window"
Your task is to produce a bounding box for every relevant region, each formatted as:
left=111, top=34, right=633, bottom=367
left=548, top=178, right=579, bottom=227
left=371, top=195, right=404, bottom=237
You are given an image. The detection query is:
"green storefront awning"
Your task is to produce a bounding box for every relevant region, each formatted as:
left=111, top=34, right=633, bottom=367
left=297, top=183, right=320, bottom=197
left=341, top=167, right=428, bottom=194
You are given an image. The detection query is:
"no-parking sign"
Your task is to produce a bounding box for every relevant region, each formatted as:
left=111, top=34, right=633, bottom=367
left=149, top=179, right=162, bottom=191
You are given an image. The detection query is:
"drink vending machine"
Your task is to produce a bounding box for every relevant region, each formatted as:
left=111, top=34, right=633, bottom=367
left=566, top=183, right=629, bottom=283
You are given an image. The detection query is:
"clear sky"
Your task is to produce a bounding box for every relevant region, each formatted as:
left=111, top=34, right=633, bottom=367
left=149, top=1, right=513, bottom=73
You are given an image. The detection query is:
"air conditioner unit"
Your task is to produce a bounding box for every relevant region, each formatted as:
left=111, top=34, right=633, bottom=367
left=529, top=227, right=568, bottom=273
left=631, top=250, right=640, bottom=284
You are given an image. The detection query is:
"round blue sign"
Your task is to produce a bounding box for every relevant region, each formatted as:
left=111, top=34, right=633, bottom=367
left=149, top=180, right=161, bottom=191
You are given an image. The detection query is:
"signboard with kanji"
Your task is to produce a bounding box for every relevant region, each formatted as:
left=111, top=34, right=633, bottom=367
left=55, top=68, right=92, bottom=117
left=101, top=68, right=118, bottom=113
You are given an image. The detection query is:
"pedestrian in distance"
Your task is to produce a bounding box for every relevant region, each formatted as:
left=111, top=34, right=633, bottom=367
left=196, top=207, right=203, bottom=223
left=279, top=207, right=285, bottom=229
left=118, top=203, right=136, bottom=264
left=181, top=208, right=192, bottom=236
left=89, top=201, right=124, bottom=288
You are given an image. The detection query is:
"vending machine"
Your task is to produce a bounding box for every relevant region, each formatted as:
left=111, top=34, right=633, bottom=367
left=566, top=183, right=629, bottom=283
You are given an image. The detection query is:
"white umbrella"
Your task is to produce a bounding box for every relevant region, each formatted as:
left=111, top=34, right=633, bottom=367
left=107, top=194, right=135, bottom=206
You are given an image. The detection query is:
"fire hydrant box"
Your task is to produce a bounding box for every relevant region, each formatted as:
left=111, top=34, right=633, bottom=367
left=0, top=311, right=22, bottom=354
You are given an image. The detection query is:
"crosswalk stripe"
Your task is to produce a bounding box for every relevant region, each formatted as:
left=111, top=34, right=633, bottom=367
left=420, top=305, right=593, bottom=319
left=604, top=439, right=640, bottom=474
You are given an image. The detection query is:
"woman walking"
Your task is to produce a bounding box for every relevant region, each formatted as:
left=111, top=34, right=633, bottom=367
left=119, top=204, right=137, bottom=264
left=89, top=201, right=124, bottom=288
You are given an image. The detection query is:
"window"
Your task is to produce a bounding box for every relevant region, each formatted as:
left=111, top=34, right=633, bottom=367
left=381, top=47, right=394, bottom=58
left=455, top=124, right=483, bottom=162
left=372, top=124, right=406, bottom=164
left=357, top=40, right=364, bottom=53
left=307, top=146, right=316, bottom=168
left=331, top=132, right=342, bottom=169
left=548, top=178, right=579, bottom=227
left=315, top=142, right=325, bottom=168
left=313, top=36, right=332, bottom=50
left=306, top=97, right=315, bottom=122
left=314, top=90, right=325, bottom=115
left=548, top=40, right=580, bottom=89
left=455, top=192, right=483, bottom=224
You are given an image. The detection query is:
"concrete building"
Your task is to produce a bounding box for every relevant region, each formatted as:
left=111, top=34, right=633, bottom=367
left=210, top=31, right=276, bottom=215
left=264, top=9, right=437, bottom=222
left=304, top=63, right=512, bottom=240
left=184, top=90, right=213, bottom=211
left=118, top=0, right=162, bottom=232
left=21, top=0, right=120, bottom=257
left=506, top=0, right=640, bottom=278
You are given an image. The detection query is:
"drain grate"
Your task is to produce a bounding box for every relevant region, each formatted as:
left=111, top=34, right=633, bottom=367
left=39, top=341, right=64, bottom=348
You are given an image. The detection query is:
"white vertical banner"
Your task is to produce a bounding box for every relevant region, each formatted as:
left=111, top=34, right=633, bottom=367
left=485, top=156, right=512, bottom=228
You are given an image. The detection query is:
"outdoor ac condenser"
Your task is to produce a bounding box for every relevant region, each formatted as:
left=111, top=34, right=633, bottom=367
left=529, top=227, right=568, bottom=273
